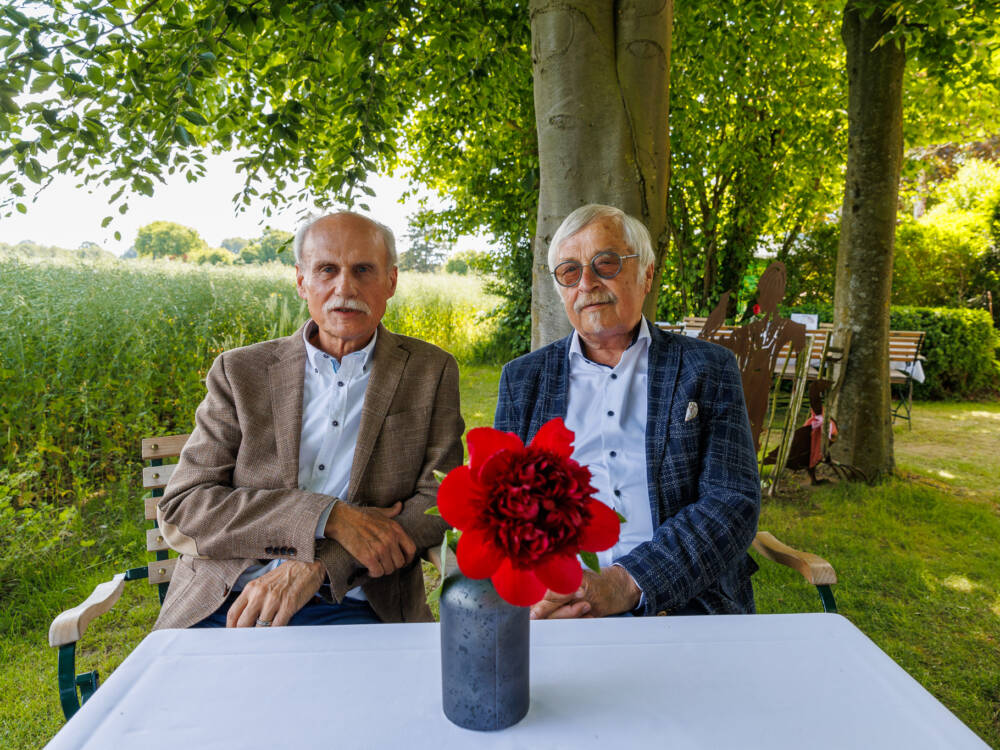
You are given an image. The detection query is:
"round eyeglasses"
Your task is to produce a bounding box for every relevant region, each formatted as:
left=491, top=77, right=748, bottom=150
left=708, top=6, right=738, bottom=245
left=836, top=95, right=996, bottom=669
left=552, top=250, right=639, bottom=287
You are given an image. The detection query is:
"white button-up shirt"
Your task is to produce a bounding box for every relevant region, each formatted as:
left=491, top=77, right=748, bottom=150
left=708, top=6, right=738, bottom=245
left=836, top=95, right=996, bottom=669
left=564, top=319, right=655, bottom=570
left=232, top=323, right=374, bottom=597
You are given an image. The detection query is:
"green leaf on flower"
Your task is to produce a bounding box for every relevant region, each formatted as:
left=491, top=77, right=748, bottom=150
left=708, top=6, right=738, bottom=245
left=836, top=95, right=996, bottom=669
left=424, top=505, right=441, bottom=516
left=579, top=550, right=600, bottom=573
left=432, top=469, right=447, bottom=484
left=616, top=511, right=627, bottom=523
left=425, top=582, right=442, bottom=604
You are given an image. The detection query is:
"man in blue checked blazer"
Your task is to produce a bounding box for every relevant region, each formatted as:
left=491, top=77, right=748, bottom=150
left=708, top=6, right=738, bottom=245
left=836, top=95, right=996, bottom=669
left=496, top=204, right=760, bottom=618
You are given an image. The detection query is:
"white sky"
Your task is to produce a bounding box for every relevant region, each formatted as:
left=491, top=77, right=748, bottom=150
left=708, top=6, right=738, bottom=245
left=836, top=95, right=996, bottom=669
left=1, top=153, right=477, bottom=256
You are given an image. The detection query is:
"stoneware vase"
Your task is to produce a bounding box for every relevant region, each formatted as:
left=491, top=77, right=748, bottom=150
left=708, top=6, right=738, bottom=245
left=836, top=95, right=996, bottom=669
left=439, top=573, right=530, bottom=731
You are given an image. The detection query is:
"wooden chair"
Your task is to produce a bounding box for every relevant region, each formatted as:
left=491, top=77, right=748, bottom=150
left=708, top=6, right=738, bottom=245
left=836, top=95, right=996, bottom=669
left=888, top=330, right=925, bottom=429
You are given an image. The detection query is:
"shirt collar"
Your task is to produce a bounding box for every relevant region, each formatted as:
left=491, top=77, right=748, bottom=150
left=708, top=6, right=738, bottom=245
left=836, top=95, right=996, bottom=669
left=302, top=320, right=377, bottom=374
left=568, top=317, right=651, bottom=367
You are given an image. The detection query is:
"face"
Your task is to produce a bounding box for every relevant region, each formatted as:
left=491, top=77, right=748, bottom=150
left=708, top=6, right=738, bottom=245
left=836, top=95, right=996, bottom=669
left=556, top=217, right=653, bottom=349
left=295, top=214, right=397, bottom=358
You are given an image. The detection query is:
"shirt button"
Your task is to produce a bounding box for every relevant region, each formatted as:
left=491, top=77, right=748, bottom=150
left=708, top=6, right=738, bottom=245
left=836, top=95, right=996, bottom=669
left=607, top=410, right=615, bottom=417
left=614, top=489, right=622, bottom=497
left=611, top=373, right=618, bottom=379
left=337, top=381, right=344, bottom=387
left=318, top=464, right=325, bottom=471
left=610, top=450, right=617, bottom=457
left=314, top=368, right=319, bottom=373
left=332, top=420, right=339, bottom=427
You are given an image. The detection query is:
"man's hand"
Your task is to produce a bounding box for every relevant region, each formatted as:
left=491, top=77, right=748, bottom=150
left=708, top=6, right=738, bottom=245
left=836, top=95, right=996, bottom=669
left=324, top=500, right=417, bottom=577
left=529, top=566, right=641, bottom=620
left=227, top=559, right=325, bottom=628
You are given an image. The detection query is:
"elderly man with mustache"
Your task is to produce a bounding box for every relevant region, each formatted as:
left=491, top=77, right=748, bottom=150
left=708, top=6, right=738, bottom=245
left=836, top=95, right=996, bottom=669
left=155, top=211, right=463, bottom=629
left=495, top=204, right=760, bottom=618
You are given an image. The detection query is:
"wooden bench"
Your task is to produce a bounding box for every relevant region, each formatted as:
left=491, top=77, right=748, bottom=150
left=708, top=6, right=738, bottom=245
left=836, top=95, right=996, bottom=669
left=48, top=432, right=838, bottom=720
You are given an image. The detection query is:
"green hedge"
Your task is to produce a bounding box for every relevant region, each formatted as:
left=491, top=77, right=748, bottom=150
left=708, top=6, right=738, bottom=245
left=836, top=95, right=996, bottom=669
left=890, top=307, right=1000, bottom=400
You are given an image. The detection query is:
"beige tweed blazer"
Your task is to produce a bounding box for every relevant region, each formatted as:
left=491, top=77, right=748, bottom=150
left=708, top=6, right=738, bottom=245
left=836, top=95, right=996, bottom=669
left=154, top=323, right=463, bottom=629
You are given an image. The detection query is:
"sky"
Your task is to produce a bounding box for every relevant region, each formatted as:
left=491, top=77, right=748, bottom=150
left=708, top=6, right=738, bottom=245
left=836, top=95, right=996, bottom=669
left=1, top=153, right=464, bottom=257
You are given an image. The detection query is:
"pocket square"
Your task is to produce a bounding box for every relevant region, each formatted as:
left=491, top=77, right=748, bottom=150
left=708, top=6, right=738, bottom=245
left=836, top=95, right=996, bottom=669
left=684, top=401, right=699, bottom=422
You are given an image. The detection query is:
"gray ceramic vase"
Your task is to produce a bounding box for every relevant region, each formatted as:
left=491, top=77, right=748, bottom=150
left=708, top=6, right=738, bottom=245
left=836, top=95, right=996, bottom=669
left=439, top=573, right=530, bottom=731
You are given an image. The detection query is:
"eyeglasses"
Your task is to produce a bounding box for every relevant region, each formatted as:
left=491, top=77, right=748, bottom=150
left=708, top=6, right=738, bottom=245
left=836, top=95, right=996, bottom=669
left=552, top=250, right=639, bottom=287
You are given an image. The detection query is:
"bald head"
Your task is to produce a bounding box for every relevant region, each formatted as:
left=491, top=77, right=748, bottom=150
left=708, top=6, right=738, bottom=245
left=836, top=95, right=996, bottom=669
left=293, top=211, right=397, bottom=268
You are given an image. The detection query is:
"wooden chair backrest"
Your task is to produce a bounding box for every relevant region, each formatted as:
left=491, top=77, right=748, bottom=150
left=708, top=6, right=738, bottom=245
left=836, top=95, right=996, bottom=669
left=654, top=322, right=684, bottom=334
left=888, top=330, right=924, bottom=365
left=775, top=329, right=829, bottom=376
left=141, top=434, right=191, bottom=589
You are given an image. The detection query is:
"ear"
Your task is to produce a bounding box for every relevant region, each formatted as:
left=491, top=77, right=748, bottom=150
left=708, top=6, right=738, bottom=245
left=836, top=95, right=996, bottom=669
left=642, top=260, right=654, bottom=296
left=295, top=265, right=307, bottom=300
left=387, top=265, right=398, bottom=298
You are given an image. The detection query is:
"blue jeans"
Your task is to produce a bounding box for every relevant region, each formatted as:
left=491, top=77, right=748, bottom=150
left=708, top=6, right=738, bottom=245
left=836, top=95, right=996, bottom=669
left=191, top=590, right=381, bottom=628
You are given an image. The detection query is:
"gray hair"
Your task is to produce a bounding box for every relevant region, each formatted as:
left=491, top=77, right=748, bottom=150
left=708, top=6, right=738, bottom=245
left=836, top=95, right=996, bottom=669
left=293, top=211, right=397, bottom=267
left=547, top=204, right=655, bottom=285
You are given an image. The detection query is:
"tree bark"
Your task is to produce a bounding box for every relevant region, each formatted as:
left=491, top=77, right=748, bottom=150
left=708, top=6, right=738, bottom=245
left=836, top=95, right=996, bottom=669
left=831, top=2, right=905, bottom=479
left=530, top=0, right=672, bottom=347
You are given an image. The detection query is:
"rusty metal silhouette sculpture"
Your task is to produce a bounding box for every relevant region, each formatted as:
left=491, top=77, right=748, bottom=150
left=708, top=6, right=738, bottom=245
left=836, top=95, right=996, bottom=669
left=701, top=262, right=806, bottom=451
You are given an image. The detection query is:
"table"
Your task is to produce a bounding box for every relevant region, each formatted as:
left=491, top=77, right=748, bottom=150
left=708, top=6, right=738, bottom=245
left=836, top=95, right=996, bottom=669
left=46, top=614, right=987, bottom=749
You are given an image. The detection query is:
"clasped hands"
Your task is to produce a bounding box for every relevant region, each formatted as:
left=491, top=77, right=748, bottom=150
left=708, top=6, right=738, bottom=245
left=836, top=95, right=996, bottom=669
left=228, top=501, right=415, bottom=627
left=529, top=565, right=642, bottom=620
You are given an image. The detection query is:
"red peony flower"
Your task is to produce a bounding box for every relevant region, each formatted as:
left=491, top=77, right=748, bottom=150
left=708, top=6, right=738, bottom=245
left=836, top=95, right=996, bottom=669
left=437, top=418, right=620, bottom=607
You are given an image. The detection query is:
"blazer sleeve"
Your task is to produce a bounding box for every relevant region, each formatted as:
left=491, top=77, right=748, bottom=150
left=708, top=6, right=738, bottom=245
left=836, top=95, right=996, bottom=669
left=616, top=354, right=761, bottom=615
left=156, top=352, right=333, bottom=563
left=493, top=363, right=518, bottom=434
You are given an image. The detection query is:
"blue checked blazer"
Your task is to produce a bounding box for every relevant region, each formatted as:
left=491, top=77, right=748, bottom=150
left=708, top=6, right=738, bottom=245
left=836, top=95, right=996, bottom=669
left=495, top=320, right=760, bottom=615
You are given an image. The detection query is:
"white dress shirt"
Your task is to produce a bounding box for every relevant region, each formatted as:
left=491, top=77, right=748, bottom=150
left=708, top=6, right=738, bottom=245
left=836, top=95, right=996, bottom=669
left=232, top=323, right=374, bottom=598
left=564, top=319, right=655, bottom=571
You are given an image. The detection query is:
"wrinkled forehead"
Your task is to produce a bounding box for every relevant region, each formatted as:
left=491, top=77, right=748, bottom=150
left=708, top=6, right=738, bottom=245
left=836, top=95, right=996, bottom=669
left=556, top=217, right=628, bottom=262
left=301, top=218, right=390, bottom=267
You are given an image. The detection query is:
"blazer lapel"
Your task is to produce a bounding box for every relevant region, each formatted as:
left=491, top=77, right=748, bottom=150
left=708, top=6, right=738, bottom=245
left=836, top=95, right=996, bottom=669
left=347, top=325, right=406, bottom=503
left=269, top=325, right=309, bottom=486
left=645, top=321, right=680, bottom=525
left=528, top=334, right=571, bottom=443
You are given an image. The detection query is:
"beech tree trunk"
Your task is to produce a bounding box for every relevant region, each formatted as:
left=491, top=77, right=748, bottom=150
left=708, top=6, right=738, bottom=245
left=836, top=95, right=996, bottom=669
left=530, top=0, right=672, bottom=347
left=831, top=2, right=905, bottom=479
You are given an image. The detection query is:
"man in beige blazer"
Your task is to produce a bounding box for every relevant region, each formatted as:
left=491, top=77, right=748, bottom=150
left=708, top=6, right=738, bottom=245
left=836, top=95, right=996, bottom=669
left=155, top=211, right=463, bottom=629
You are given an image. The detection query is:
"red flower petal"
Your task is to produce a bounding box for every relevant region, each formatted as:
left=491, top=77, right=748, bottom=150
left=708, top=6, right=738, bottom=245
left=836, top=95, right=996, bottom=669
left=491, top=558, right=547, bottom=607
left=437, top=466, right=486, bottom=530
left=535, top=554, right=583, bottom=595
left=467, top=427, right=523, bottom=475
left=528, top=417, right=574, bottom=458
left=456, top=527, right=505, bottom=579
left=577, top=499, right=621, bottom=552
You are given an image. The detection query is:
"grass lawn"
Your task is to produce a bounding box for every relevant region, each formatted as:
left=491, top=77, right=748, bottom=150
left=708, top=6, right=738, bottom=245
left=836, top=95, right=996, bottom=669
left=2, top=370, right=998, bottom=748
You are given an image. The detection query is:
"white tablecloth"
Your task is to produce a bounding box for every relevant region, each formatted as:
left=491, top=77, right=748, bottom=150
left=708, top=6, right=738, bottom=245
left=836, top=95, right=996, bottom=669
left=46, top=614, right=987, bottom=749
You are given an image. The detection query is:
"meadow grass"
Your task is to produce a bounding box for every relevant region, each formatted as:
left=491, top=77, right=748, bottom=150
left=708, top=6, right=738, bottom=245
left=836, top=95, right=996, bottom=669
left=1, top=255, right=997, bottom=747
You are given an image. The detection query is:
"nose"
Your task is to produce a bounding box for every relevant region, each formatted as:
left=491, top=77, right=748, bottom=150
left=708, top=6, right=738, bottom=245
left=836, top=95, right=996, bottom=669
left=332, top=270, right=357, bottom=296
left=577, top=260, right=602, bottom=291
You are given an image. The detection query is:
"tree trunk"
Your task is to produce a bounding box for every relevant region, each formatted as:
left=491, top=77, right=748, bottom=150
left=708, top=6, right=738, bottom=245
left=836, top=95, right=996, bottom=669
left=831, top=2, right=905, bottom=479
left=530, top=0, right=672, bottom=347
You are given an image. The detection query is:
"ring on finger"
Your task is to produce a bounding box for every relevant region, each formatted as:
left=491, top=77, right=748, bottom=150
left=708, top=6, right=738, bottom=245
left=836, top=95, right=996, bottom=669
left=255, top=618, right=272, bottom=627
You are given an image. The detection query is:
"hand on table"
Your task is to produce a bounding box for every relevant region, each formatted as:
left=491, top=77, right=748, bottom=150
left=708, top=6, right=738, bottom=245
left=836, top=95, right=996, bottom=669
left=227, top=559, right=325, bottom=628
left=324, top=500, right=417, bottom=578
left=529, top=566, right=641, bottom=620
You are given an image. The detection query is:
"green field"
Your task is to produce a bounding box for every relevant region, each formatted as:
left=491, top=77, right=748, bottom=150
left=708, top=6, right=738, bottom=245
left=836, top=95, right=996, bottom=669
left=1, top=256, right=998, bottom=747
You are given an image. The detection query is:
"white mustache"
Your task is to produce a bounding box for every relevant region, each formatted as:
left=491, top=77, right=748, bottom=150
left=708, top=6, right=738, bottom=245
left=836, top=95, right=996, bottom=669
left=324, top=296, right=371, bottom=314
left=574, top=292, right=617, bottom=313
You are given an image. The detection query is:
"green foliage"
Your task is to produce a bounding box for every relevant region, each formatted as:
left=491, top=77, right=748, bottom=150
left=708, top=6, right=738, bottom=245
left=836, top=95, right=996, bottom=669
left=0, top=239, right=115, bottom=262
left=238, top=228, right=294, bottom=265
left=187, top=246, right=234, bottom=265
left=664, top=0, right=846, bottom=320
left=398, top=230, right=447, bottom=273
left=890, top=306, right=1000, bottom=399
left=894, top=160, right=1000, bottom=313
left=133, top=221, right=205, bottom=259
left=776, top=224, right=840, bottom=308
left=220, top=237, right=249, bottom=253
